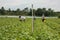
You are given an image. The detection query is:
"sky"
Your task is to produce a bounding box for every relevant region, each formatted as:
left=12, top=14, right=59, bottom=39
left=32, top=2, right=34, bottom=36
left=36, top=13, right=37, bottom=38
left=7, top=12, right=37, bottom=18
left=0, top=0, right=60, bottom=11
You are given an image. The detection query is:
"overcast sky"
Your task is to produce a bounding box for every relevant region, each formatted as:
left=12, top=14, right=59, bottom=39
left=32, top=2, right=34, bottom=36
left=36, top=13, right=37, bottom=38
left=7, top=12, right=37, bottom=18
left=0, top=0, right=60, bottom=11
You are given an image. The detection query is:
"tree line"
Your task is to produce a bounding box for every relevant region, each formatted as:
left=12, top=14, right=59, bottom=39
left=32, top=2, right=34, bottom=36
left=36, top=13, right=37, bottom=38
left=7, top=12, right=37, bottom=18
left=0, top=7, right=60, bottom=16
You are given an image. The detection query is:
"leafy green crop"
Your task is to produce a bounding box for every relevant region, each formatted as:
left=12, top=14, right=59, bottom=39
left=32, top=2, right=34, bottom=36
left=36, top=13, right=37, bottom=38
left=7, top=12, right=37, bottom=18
left=0, top=17, right=60, bottom=40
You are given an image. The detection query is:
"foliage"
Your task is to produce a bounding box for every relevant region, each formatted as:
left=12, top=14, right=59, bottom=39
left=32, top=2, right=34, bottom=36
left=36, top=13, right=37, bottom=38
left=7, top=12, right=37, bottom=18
left=58, top=16, right=60, bottom=18
left=0, top=18, right=60, bottom=40
left=0, top=7, right=60, bottom=16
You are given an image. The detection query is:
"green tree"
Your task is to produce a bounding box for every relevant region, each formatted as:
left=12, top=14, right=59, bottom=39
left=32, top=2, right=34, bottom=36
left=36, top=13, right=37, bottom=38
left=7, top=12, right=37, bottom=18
left=48, top=8, right=54, bottom=16
left=48, top=8, right=52, bottom=16
left=35, top=8, right=43, bottom=16
left=42, top=8, right=47, bottom=16
left=0, top=7, right=5, bottom=15
left=7, top=8, right=11, bottom=15
left=22, top=7, right=29, bottom=15
left=42, top=8, right=46, bottom=13
left=28, top=8, right=32, bottom=16
left=28, top=8, right=36, bottom=16
left=0, top=9, right=1, bottom=15
left=16, top=8, right=20, bottom=15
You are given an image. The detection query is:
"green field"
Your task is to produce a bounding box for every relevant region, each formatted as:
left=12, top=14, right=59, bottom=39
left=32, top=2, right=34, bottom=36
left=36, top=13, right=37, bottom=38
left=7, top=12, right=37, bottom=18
left=0, top=18, right=60, bottom=40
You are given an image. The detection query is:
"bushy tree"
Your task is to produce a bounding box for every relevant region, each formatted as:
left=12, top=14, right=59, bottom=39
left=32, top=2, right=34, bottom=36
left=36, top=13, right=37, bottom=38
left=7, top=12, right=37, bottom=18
left=0, top=6, right=59, bottom=16
left=35, top=8, right=43, bottom=16
left=0, top=7, right=5, bottom=15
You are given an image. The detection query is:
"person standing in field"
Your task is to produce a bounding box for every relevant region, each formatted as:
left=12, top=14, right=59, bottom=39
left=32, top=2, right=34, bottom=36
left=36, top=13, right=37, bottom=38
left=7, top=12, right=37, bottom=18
left=42, top=14, right=45, bottom=22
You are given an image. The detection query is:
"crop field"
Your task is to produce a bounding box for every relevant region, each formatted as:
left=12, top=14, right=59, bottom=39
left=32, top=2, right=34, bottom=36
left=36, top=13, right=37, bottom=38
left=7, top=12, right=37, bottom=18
left=0, top=17, right=60, bottom=40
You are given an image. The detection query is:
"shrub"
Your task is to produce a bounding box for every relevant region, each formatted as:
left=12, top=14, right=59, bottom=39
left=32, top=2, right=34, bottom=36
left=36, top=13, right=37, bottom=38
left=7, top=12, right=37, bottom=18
left=58, top=16, right=60, bottom=18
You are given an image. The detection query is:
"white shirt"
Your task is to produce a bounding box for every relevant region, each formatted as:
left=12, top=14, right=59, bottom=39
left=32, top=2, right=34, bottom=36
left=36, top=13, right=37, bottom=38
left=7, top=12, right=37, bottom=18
left=21, top=16, right=26, bottom=19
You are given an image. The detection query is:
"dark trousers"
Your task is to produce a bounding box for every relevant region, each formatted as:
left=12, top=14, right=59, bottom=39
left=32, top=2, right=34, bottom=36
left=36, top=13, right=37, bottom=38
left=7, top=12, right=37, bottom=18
left=42, top=19, right=45, bottom=22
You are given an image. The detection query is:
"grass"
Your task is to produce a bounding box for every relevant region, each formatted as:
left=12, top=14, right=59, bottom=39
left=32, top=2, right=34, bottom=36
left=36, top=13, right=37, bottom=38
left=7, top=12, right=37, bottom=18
left=0, top=17, right=60, bottom=40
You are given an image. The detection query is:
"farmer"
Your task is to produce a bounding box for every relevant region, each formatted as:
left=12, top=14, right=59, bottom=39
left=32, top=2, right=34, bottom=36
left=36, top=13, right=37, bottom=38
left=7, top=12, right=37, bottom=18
left=42, top=14, right=45, bottom=22
left=19, top=16, right=26, bottom=21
